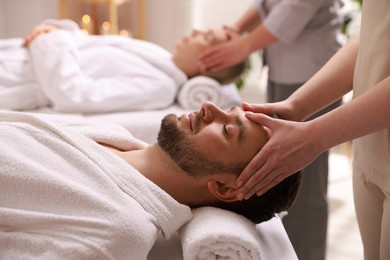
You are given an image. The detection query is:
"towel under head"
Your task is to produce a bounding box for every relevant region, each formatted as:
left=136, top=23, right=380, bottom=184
left=179, top=206, right=262, bottom=260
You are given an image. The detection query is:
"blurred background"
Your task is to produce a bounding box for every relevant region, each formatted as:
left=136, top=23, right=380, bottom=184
left=0, top=0, right=363, bottom=259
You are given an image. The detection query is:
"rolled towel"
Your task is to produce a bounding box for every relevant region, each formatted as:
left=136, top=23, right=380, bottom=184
left=220, top=83, right=242, bottom=108
left=177, top=76, right=223, bottom=109
left=179, top=207, right=262, bottom=260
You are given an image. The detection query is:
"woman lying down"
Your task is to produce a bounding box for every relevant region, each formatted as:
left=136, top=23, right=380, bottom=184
left=0, top=101, right=302, bottom=259
left=0, top=19, right=245, bottom=113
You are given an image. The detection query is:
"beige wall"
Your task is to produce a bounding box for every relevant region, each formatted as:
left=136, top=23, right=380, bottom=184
left=146, top=0, right=252, bottom=52
left=0, top=0, right=58, bottom=38
left=0, top=0, right=251, bottom=48
left=0, top=1, right=5, bottom=37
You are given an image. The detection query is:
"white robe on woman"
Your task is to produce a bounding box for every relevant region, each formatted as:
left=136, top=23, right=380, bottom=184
left=0, top=19, right=187, bottom=113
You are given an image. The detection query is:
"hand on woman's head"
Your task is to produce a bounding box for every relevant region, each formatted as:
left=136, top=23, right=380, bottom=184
left=198, top=31, right=248, bottom=73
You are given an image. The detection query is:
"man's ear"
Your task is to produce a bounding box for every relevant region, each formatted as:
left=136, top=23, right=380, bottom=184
left=207, top=180, right=238, bottom=202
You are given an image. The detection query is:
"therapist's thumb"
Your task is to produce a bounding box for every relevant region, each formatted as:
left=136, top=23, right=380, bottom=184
left=245, top=112, right=276, bottom=129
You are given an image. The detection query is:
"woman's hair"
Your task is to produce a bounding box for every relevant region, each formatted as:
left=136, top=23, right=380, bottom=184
left=202, top=61, right=246, bottom=85
left=214, top=171, right=303, bottom=224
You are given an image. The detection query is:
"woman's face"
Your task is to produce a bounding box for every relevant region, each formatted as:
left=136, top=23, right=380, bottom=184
left=173, top=28, right=228, bottom=65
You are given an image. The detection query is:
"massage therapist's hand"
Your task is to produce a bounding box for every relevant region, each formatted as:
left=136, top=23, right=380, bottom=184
left=199, top=27, right=251, bottom=73
left=242, top=101, right=303, bottom=122
left=235, top=104, right=323, bottom=201
left=23, top=25, right=58, bottom=47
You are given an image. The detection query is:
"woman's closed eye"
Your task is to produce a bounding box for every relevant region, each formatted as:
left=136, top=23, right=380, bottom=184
left=204, top=32, right=215, bottom=43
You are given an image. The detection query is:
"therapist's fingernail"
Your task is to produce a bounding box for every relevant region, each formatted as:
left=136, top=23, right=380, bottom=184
left=237, top=193, right=244, bottom=201
left=256, top=191, right=264, bottom=196
left=237, top=180, right=243, bottom=187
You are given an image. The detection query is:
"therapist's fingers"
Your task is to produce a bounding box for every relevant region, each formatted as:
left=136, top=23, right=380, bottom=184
left=243, top=101, right=297, bottom=122
left=242, top=102, right=276, bottom=118
left=236, top=113, right=275, bottom=180
left=243, top=102, right=285, bottom=116
left=244, top=111, right=277, bottom=128
left=243, top=167, right=285, bottom=200
left=235, top=113, right=282, bottom=199
left=235, top=150, right=268, bottom=200
left=199, top=47, right=225, bottom=73
left=242, top=102, right=268, bottom=112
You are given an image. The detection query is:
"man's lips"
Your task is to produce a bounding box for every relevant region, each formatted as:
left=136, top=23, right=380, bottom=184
left=179, top=113, right=193, bottom=132
left=188, top=113, right=194, bottom=131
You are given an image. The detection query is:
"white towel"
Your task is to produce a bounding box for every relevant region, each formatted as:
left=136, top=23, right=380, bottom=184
left=177, top=76, right=223, bottom=109
left=179, top=207, right=262, bottom=260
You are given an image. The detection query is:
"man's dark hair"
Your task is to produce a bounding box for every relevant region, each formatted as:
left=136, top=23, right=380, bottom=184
left=214, top=171, right=302, bottom=224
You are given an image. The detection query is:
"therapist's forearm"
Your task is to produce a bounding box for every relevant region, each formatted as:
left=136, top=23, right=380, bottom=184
left=288, top=35, right=359, bottom=121
left=243, top=24, right=278, bottom=54
left=311, top=74, right=390, bottom=152
left=233, top=8, right=262, bottom=34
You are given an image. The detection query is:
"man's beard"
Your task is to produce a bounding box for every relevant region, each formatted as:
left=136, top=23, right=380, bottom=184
left=157, top=114, right=245, bottom=177
left=157, top=114, right=217, bottom=177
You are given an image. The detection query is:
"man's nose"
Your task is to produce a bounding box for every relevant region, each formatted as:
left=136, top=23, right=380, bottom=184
left=201, top=102, right=225, bottom=123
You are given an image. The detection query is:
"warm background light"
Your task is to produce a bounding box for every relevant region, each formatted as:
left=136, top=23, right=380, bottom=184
left=102, top=21, right=111, bottom=30
left=82, top=14, right=91, bottom=24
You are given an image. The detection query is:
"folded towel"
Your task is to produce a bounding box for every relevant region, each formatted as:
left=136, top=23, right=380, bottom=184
left=177, top=76, right=223, bottom=109
left=179, top=207, right=262, bottom=260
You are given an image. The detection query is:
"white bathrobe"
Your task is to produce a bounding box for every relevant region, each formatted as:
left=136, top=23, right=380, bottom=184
left=0, top=111, right=192, bottom=259
left=0, top=19, right=187, bottom=113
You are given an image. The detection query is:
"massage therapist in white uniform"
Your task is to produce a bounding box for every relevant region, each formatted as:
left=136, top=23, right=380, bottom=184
left=199, top=0, right=343, bottom=259
left=235, top=0, right=390, bottom=259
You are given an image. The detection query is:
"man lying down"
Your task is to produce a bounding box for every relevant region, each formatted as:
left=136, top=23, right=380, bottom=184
left=0, top=101, right=302, bottom=259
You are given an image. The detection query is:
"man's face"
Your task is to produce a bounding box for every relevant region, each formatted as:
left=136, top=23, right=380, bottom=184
left=157, top=102, right=270, bottom=176
left=173, top=28, right=228, bottom=64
